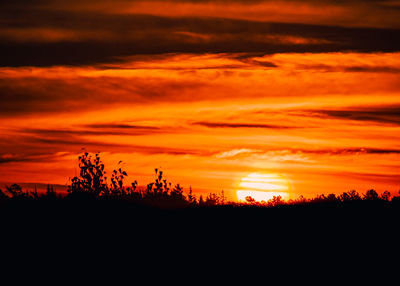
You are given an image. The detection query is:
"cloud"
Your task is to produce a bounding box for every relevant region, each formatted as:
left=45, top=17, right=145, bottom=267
left=0, top=152, right=59, bottom=164
left=337, top=171, right=400, bottom=185
left=307, top=148, right=400, bottom=155
left=215, top=149, right=312, bottom=162
left=214, top=147, right=400, bottom=160
left=274, top=147, right=400, bottom=156
left=294, top=64, right=400, bottom=73
left=1, top=52, right=399, bottom=118
left=193, top=121, right=296, bottom=129
left=0, top=4, right=400, bottom=66
left=307, top=105, right=400, bottom=125
left=0, top=75, right=208, bottom=115
left=0, top=123, right=212, bottom=166
left=19, top=125, right=164, bottom=137
left=215, top=148, right=260, bottom=158
left=84, top=123, right=159, bottom=129
left=0, top=137, right=203, bottom=165
left=108, top=53, right=278, bottom=70
left=343, top=66, right=400, bottom=73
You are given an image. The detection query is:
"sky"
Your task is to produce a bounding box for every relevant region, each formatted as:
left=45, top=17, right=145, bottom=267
left=0, top=0, right=400, bottom=201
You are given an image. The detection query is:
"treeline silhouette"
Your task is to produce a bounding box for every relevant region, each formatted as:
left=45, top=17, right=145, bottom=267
left=0, top=152, right=399, bottom=209
left=2, top=152, right=399, bottom=273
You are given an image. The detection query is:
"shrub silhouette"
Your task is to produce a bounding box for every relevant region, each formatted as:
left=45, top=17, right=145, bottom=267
left=5, top=184, right=25, bottom=198
left=68, top=152, right=108, bottom=197
left=110, top=166, right=128, bottom=196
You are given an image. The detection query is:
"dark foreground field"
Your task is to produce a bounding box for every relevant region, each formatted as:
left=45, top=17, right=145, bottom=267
left=1, top=197, right=398, bottom=283
left=3, top=152, right=395, bottom=248
left=3, top=197, right=399, bottom=243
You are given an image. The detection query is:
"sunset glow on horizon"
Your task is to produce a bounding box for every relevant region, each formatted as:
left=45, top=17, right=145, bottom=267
left=237, top=173, right=291, bottom=202
left=1, top=0, right=399, bottom=201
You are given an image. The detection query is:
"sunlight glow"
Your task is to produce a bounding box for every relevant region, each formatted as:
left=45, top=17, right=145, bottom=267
left=237, top=173, right=290, bottom=202
left=237, top=190, right=289, bottom=202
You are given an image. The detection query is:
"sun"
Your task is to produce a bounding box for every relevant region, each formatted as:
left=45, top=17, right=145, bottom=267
left=236, top=173, right=291, bottom=202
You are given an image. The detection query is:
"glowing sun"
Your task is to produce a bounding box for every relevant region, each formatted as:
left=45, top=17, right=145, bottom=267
left=236, top=173, right=290, bottom=202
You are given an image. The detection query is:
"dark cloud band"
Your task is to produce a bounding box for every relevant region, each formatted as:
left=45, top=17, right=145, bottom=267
left=307, top=106, right=400, bottom=125
left=194, top=121, right=296, bottom=129
left=1, top=9, right=400, bottom=66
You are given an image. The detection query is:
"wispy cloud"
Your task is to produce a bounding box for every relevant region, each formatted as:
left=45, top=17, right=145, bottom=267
left=306, top=105, right=400, bottom=125
left=215, top=148, right=260, bottom=158
left=193, top=121, right=296, bottom=129
left=303, top=147, right=400, bottom=155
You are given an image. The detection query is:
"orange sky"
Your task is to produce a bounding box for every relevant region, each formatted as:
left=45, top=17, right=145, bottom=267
left=0, top=1, right=399, bottom=201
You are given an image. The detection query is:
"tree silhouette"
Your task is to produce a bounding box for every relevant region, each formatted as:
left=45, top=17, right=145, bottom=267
left=186, top=187, right=197, bottom=205
left=0, top=152, right=398, bottom=211
left=364, top=189, right=379, bottom=201
left=0, top=188, right=7, bottom=201
left=339, top=190, right=361, bottom=201
left=381, top=191, right=391, bottom=201
left=267, top=195, right=285, bottom=207
left=245, top=196, right=256, bottom=204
